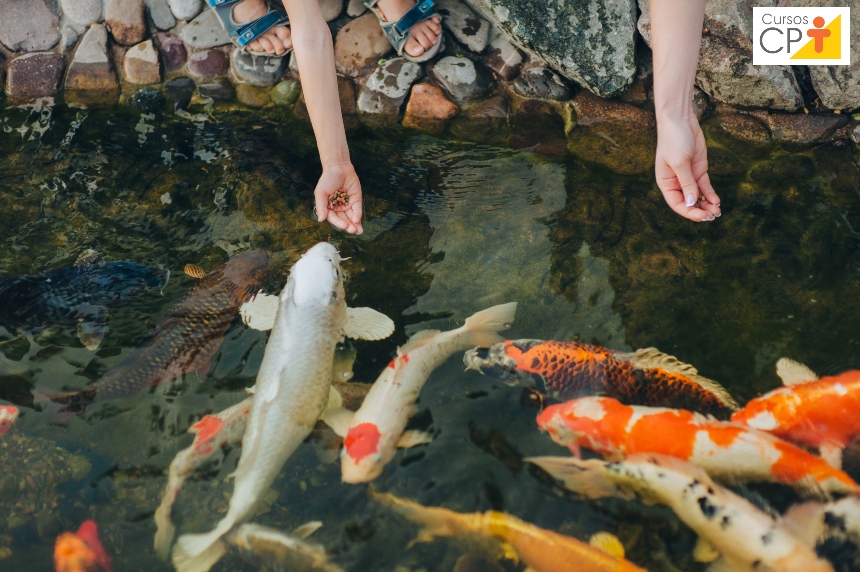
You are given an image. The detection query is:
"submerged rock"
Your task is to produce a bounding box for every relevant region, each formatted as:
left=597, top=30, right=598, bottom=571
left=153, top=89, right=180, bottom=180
left=231, top=49, right=287, bottom=86
left=166, top=76, right=195, bottom=109
left=512, top=66, right=571, bottom=101
left=197, top=77, right=235, bottom=100
left=123, top=40, right=162, bottom=84
left=567, top=91, right=657, bottom=175
left=105, top=0, right=148, bottom=46
left=403, top=83, right=459, bottom=134
left=707, top=147, right=746, bottom=177
left=767, top=113, right=848, bottom=146
left=129, top=87, right=167, bottom=113
left=235, top=83, right=270, bottom=107
left=357, top=58, right=422, bottom=126
left=272, top=79, right=301, bottom=106
left=508, top=99, right=567, bottom=157
left=0, top=0, right=59, bottom=52
left=437, top=0, right=491, bottom=53
left=638, top=0, right=803, bottom=111
left=335, top=12, right=393, bottom=77
left=432, top=56, right=493, bottom=102
left=61, top=0, right=102, bottom=27
left=188, top=48, right=229, bottom=78
left=464, top=0, right=636, bottom=97
left=705, top=112, right=773, bottom=157
left=65, top=25, right=119, bottom=91
left=180, top=8, right=230, bottom=49
left=749, top=155, right=816, bottom=181
left=482, top=27, right=525, bottom=81
left=449, top=94, right=509, bottom=142
left=6, top=52, right=64, bottom=101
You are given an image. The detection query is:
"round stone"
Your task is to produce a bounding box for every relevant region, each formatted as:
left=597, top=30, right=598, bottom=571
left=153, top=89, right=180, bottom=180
left=187, top=49, right=229, bottom=77
left=130, top=88, right=166, bottom=113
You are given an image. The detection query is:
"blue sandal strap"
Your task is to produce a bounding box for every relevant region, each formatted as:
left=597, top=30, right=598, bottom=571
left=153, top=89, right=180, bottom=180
left=235, top=10, right=288, bottom=47
left=393, top=0, right=436, bottom=38
left=206, top=0, right=242, bottom=6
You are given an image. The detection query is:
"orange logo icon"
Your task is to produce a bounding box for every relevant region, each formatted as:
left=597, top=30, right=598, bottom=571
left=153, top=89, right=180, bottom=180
left=792, top=14, right=841, bottom=59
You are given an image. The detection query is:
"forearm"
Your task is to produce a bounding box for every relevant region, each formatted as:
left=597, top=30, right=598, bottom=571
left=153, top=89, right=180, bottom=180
left=650, top=0, right=705, bottom=122
left=282, top=0, right=350, bottom=168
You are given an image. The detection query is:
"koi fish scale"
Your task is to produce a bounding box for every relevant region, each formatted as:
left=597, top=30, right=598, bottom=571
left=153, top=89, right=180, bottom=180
left=538, top=397, right=859, bottom=499
left=465, top=340, right=738, bottom=416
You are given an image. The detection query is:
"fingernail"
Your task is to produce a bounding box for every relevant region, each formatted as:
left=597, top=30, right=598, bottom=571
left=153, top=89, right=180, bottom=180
left=715, top=212, right=721, bottom=217
left=685, top=194, right=696, bottom=207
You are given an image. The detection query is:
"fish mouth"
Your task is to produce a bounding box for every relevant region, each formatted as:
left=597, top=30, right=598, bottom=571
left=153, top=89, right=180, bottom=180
left=463, top=346, right=528, bottom=387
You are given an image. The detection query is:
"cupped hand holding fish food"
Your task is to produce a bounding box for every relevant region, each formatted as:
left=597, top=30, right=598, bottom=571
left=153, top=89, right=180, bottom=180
left=314, top=163, right=363, bottom=235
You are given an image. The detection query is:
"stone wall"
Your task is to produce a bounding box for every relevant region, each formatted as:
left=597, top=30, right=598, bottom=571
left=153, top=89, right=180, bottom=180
left=1, top=0, right=858, bottom=178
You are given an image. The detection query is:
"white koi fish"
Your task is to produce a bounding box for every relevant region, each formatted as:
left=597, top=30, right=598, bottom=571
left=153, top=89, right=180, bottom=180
left=529, top=454, right=834, bottom=572
left=227, top=522, right=343, bottom=572
left=329, top=302, right=517, bottom=484
left=172, top=243, right=393, bottom=572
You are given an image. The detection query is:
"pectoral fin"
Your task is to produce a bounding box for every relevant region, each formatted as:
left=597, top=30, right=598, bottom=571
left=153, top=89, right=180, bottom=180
left=396, top=430, right=433, bottom=448
left=693, top=537, right=721, bottom=563
left=775, top=357, right=818, bottom=386
left=344, top=307, right=394, bottom=341
left=75, top=304, right=108, bottom=350
left=291, top=521, right=323, bottom=540
left=321, top=408, right=354, bottom=437
left=325, top=385, right=343, bottom=413
left=240, top=291, right=279, bottom=331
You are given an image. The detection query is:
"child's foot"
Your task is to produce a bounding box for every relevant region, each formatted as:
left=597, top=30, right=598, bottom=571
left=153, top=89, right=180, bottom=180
left=376, top=0, right=441, bottom=58
left=232, top=0, right=292, bottom=55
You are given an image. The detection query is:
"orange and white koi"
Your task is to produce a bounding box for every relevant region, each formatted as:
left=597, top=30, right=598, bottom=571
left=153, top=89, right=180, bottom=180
left=732, top=358, right=860, bottom=469
left=374, top=491, right=645, bottom=572
left=54, top=520, right=112, bottom=572
left=0, top=404, right=18, bottom=437
left=330, top=303, right=517, bottom=484
left=537, top=396, right=860, bottom=499
left=529, top=454, right=834, bottom=572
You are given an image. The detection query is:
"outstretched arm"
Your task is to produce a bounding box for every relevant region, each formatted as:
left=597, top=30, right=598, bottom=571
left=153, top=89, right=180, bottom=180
left=282, top=0, right=363, bottom=234
left=650, top=0, right=720, bottom=222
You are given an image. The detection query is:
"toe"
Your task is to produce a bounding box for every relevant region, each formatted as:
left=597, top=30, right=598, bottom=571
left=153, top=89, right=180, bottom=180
left=275, top=26, right=292, bottom=50
left=405, top=37, right=424, bottom=56
left=257, top=36, right=275, bottom=54
left=427, top=19, right=442, bottom=34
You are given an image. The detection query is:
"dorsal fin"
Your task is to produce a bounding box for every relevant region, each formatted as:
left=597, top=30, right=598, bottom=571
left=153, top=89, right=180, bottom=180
left=776, top=357, right=818, bottom=386
left=398, top=330, right=441, bottom=354
left=621, top=347, right=740, bottom=410
left=75, top=249, right=102, bottom=266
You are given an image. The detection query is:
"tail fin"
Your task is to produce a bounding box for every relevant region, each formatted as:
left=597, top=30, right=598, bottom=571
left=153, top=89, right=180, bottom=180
left=526, top=456, right=630, bottom=500
left=463, top=302, right=517, bottom=348
left=371, top=491, right=473, bottom=545
left=172, top=527, right=229, bottom=572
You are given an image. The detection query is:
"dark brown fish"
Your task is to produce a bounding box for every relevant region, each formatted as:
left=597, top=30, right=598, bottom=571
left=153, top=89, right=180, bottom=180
left=464, top=339, right=739, bottom=418
left=53, top=250, right=268, bottom=412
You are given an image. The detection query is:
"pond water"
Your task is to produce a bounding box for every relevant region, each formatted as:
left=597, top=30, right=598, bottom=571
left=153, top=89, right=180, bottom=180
left=1, top=96, right=860, bottom=571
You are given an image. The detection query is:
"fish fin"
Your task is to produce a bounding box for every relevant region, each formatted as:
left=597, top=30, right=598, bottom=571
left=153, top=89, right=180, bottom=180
left=525, top=456, right=628, bottom=499
left=183, top=264, right=207, bottom=279
left=172, top=529, right=228, bottom=572
left=240, top=291, right=279, bottom=331
left=321, top=407, right=354, bottom=437
left=344, top=307, right=395, bottom=341
left=819, top=441, right=844, bottom=469
left=326, top=385, right=343, bottom=413
left=195, top=360, right=211, bottom=382
left=398, top=330, right=441, bottom=354
left=292, top=521, right=323, bottom=540
left=693, top=537, right=721, bottom=563
left=397, top=430, right=433, bottom=448
left=75, top=249, right=102, bottom=266
left=619, top=347, right=739, bottom=410
left=776, top=357, right=818, bottom=386
left=782, top=501, right=828, bottom=547
left=371, top=490, right=470, bottom=544
left=462, top=302, right=517, bottom=348
left=588, top=532, right=626, bottom=559
left=76, top=320, right=107, bottom=350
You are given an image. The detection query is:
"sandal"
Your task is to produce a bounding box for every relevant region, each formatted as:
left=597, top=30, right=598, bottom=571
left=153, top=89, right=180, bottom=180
left=206, top=0, right=291, bottom=57
left=363, top=0, right=444, bottom=63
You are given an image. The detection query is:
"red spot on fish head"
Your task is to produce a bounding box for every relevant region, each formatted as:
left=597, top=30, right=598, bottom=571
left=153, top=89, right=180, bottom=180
left=387, top=359, right=396, bottom=369
left=401, top=353, right=409, bottom=364
left=191, top=416, right=223, bottom=455
left=344, top=423, right=381, bottom=463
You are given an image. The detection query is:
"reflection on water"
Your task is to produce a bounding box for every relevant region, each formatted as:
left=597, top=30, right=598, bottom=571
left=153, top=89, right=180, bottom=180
left=0, top=98, right=859, bottom=571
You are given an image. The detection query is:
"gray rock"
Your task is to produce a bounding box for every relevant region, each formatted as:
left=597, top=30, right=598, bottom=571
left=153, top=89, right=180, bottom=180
left=60, top=0, right=101, bottom=27
left=512, top=66, right=570, bottom=101
left=188, top=48, right=229, bottom=77
left=320, top=0, right=343, bottom=22
left=105, top=0, right=147, bottom=45
left=638, top=0, right=803, bottom=111
left=346, top=0, right=365, bottom=17
left=482, top=27, right=525, bottom=80
left=168, top=0, right=201, bottom=20
left=145, top=0, right=177, bottom=30
left=122, top=39, right=162, bottom=84
left=61, top=25, right=79, bottom=51
left=155, top=32, right=187, bottom=71
left=197, top=77, right=235, bottom=100
left=437, top=0, right=490, bottom=53
left=357, top=57, right=422, bottom=125
left=166, top=76, right=195, bottom=109
left=230, top=48, right=286, bottom=86
left=464, top=0, right=636, bottom=97
left=65, top=24, right=119, bottom=90
left=0, top=0, right=60, bottom=52
left=431, top=56, right=492, bottom=102
left=129, top=87, right=166, bottom=113
left=5, top=52, right=64, bottom=100
left=180, top=8, right=230, bottom=49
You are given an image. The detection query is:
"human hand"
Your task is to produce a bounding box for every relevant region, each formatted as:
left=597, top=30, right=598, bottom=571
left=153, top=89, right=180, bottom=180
left=314, top=163, right=363, bottom=235
left=654, top=114, right=721, bottom=222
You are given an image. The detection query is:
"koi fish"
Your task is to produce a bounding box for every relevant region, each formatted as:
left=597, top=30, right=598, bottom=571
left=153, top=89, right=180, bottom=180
left=329, top=302, right=518, bottom=484
left=0, top=249, right=168, bottom=349
left=54, top=520, right=112, bottom=572
left=154, top=344, right=359, bottom=559
left=464, top=340, right=738, bottom=416
left=49, top=249, right=267, bottom=413
left=172, top=243, right=393, bottom=572
left=537, top=396, right=859, bottom=499
left=732, top=358, right=860, bottom=469
left=0, top=404, right=18, bottom=437
left=529, top=454, right=834, bottom=572
left=227, top=522, right=343, bottom=572
left=373, top=491, right=645, bottom=572
left=783, top=496, right=860, bottom=572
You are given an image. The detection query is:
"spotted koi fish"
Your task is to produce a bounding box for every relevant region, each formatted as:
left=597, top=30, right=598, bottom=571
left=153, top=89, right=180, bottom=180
left=54, top=520, right=112, bottom=572
left=374, top=491, right=645, bottom=572
left=529, top=454, right=834, bottom=572
left=0, top=404, right=18, bottom=437
left=783, top=496, right=860, bottom=572
left=464, top=340, right=738, bottom=417
left=732, top=358, right=860, bottom=470
left=537, top=396, right=859, bottom=499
